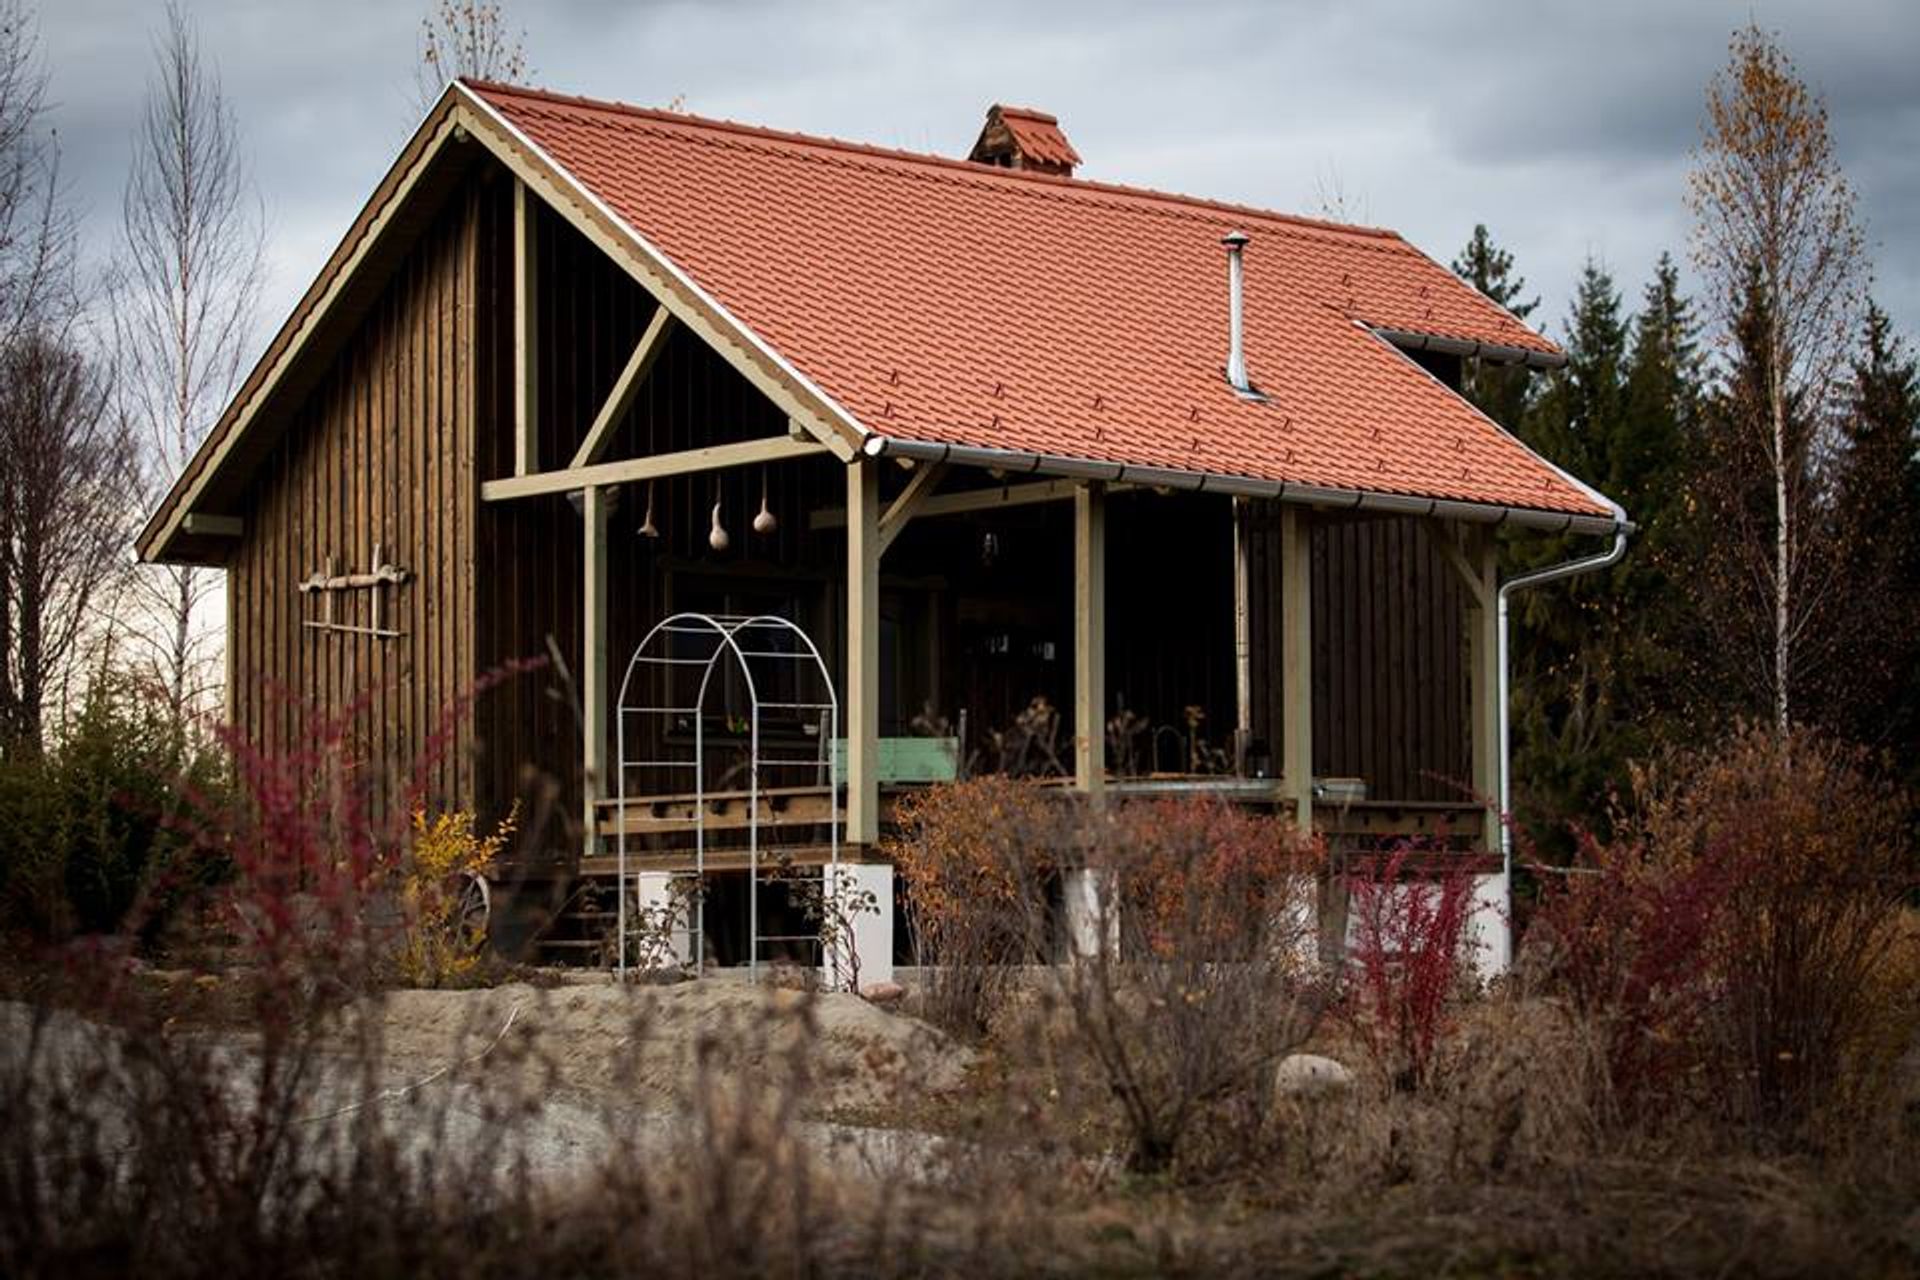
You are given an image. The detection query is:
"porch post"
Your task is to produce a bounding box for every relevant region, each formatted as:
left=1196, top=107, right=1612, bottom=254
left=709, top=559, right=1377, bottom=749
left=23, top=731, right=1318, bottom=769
left=846, top=459, right=881, bottom=847
left=512, top=179, right=538, bottom=477
left=581, top=484, right=610, bottom=856
left=1065, top=480, right=1111, bottom=958
left=1279, top=505, right=1313, bottom=830
left=1074, top=481, right=1107, bottom=799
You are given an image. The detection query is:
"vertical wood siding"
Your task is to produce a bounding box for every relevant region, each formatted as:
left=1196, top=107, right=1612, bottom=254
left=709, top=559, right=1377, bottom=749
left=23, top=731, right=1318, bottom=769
left=226, top=184, right=480, bottom=812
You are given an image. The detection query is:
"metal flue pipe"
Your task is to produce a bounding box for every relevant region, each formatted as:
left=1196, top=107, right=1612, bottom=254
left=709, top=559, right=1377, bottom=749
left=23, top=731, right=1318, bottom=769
left=1222, top=230, right=1251, bottom=393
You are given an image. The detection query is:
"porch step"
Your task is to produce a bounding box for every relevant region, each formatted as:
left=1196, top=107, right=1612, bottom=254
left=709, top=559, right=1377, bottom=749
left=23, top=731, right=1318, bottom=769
left=577, top=844, right=875, bottom=876
left=594, top=784, right=847, bottom=838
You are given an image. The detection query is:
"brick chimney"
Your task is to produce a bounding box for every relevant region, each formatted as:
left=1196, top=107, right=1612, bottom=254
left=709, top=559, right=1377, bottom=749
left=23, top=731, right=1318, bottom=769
left=968, top=104, right=1081, bottom=177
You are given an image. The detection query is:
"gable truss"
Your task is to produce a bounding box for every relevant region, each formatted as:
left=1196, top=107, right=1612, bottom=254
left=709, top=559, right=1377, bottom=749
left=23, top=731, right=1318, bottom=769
left=139, top=82, right=865, bottom=565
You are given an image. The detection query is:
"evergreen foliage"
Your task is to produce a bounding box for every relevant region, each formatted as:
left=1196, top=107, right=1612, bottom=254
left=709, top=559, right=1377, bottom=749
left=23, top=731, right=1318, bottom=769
left=1817, top=303, right=1920, bottom=776
left=1450, top=224, right=1538, bottom=430
left=1498, top=258, right=1704, bottom=851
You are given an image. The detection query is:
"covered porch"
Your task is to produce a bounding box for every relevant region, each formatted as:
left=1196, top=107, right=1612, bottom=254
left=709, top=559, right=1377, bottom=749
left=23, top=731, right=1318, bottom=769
left=470, top=179, right=1511, bottom=974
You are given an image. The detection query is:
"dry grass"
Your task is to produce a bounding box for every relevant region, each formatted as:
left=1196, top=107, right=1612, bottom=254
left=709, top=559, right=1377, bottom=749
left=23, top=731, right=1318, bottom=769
left=3, top=947, right=1918, bottom=1279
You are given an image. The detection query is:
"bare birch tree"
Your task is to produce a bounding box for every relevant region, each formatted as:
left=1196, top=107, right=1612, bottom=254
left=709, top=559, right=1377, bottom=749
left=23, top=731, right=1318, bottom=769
left=1687, top=25, right=1864, bottom=732
left=0, top=0, right=131, bottom=759
left=414, top=0, right=530, bottom=112
left=0, top=335, right=133, bottom=757
left=0, top=0, right=69, bottom=347
left=117, top=0, right=264, bottom=725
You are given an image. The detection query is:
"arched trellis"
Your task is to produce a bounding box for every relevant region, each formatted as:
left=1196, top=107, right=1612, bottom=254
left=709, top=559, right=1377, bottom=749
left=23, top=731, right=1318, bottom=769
left=612, top=612, right=839, bottom=979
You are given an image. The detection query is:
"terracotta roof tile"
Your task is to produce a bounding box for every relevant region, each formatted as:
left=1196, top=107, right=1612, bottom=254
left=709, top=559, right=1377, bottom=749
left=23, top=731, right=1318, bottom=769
left=469, top=82, right=1611, bottom=521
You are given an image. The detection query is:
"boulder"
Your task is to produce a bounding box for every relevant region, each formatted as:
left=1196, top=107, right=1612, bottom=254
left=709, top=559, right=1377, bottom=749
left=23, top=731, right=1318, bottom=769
left=1274, top=1052, right=1355, bottom=1098
left=859, top=981, right=906, bottom=1006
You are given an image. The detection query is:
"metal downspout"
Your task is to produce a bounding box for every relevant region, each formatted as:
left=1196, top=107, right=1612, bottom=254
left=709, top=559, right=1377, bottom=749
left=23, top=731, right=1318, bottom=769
left=1496, top=523, right=1630, bottom=887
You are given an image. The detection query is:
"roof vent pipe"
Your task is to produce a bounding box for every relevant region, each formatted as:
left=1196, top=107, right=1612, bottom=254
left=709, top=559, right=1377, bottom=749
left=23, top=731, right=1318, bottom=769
left=1222, top=230, right=1251, bottom=393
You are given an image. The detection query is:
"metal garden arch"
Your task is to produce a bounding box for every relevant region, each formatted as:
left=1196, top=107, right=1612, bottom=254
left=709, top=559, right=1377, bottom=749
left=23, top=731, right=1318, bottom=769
left=611, top=612, right=839, bottom=979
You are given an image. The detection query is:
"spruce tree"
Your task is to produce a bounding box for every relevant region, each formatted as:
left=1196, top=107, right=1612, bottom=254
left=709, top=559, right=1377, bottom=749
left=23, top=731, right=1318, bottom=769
left=1506, top=261, right=1632, bottom=852
left=1610, top=254, right=1701, bottom=738
left=1450, top=224, right=1539, bottom=430
left=1620, top=254, right=1700, bottom=529
left=1818, top=303, right=1920, bottom=765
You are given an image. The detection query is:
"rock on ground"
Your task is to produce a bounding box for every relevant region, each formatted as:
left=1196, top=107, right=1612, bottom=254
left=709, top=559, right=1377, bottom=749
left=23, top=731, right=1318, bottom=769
left=355, top=976, right=969, bottom=1113
left=1274, top=1052, right=1355, bottom=1098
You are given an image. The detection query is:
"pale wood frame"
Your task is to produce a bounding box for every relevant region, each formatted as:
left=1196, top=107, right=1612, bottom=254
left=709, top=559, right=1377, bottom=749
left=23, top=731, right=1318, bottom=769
left=569, top=304, right=674, bottom=469
left=142, top=86, right=868, bottom=563
left=876, top=461, right=946, bottom=555
left=1428, top=518, right=1501, bottom=850
left=810, top=475, right=1136, bottom=530
left=481, top=435, right=825, bottom=502
left=1280, top=505, right=1313, bottom=829
left=513, top=178, right=539, bottom=476
left=845, top=461, right=882, bottom=845
left=581, top=485, right=613, bottom=853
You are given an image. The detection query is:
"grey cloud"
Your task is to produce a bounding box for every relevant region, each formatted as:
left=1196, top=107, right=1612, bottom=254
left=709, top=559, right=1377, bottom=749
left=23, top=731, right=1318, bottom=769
left=31, top=0, right=1920, bottom=367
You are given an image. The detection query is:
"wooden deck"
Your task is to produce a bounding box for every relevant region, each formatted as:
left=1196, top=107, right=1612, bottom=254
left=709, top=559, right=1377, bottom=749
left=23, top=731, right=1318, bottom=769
left=588, top=776, right=1485, bottom=848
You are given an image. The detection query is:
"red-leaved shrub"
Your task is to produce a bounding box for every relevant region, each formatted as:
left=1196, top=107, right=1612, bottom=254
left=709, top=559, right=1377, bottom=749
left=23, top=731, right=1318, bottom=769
left=1529, top=725, right=1916, bottom=1138
left=1343, top=845, right=1477, bottom=1091
left=1525, top=827, right=1731, bottom=1120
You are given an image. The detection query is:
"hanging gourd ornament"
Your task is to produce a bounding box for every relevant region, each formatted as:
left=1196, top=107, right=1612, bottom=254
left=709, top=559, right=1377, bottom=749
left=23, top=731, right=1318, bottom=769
left=638, top=479, right=660, bottom=539
left=753, top=470, right=777, bottom=535
left=708, top=500, right=730, bottom=551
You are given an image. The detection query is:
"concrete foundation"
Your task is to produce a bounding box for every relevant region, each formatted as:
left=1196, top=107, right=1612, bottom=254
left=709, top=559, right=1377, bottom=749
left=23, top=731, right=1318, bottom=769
left=823, top=862, right=894, bottom=988
left=1468, top=872, right=1510, bottom=982
left=634, top=870, right=694, bottom=967
left=1062, top=867, right=1117, bottom=960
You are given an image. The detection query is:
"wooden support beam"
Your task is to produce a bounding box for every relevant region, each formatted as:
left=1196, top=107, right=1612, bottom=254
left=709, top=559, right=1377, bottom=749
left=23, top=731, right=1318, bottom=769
left=1074, top=482, right=1107, bottom=801
left=482, top=435, right=826, bottom=501
left=846, top=461, right=881, bottom=846
left=811, top=476, right=1134, bottom=530
left=181, top=513, right=243, bottom=537
left=876, top=461, right=947, bottom=556
left=581, top=485, right=612, bottom=856
left=1280, top=505, right=1313, bottom=830
left=1465, top=527, right=1500, bottom=851
left=454, top=99, right=863, bottom=463
left=569, top=304, right=674, bottom=469
left=513, top=179, right=538, bottom=477
left=1428, top=518, right=1492, bottom=610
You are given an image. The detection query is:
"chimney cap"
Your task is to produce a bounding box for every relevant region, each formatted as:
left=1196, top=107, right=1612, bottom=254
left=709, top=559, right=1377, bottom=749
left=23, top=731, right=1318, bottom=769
left=1222, top=230, right=1251, bottom=249
left=968, top=104, right=1081, bottom=177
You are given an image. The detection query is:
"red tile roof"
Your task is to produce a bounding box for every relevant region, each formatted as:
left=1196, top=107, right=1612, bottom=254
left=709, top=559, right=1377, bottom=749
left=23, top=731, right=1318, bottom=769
left=468, top=82, right=1614, bottom=522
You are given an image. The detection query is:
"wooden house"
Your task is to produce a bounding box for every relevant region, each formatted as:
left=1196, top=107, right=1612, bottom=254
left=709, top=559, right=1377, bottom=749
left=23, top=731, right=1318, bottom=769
left=137, top=83, right=1627, bottom=979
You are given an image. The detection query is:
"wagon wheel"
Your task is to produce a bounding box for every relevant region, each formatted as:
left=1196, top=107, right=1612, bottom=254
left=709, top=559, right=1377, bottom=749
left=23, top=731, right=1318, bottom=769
left=455, top=871, right=492, bottom=946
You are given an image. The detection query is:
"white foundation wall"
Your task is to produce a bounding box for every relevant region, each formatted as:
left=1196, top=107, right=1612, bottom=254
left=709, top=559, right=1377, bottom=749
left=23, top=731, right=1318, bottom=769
left=635, top=871, right=694, bottom=966
left=1062, top=867, right=1118, bottom=960
left=824, top=862, right=894, bottom=988
left=1468, top=872, right=1511, bottom=982
left=1338, top=869, right=1513, bottom=984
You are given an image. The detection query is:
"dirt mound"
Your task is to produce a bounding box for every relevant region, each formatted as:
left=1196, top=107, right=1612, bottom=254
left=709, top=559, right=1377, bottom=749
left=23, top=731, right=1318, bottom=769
left=354, top=978, right=970, bottom=1113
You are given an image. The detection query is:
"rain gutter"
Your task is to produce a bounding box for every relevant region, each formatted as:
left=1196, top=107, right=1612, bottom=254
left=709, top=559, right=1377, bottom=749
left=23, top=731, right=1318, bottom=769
left=858, top=434, right=1625, bottom=538
left=1372, top=325, right=1570, bottom=371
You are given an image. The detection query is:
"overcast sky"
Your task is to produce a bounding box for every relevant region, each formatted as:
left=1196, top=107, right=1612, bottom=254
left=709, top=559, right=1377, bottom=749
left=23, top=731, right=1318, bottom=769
left=39, top=0, right=1920, bottom=367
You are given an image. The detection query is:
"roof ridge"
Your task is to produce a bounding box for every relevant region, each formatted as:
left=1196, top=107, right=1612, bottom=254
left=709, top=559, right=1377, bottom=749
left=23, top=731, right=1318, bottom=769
left=994, top=104, right=1060, bottom=123
left=462, top=78, right=1403, bottom=246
